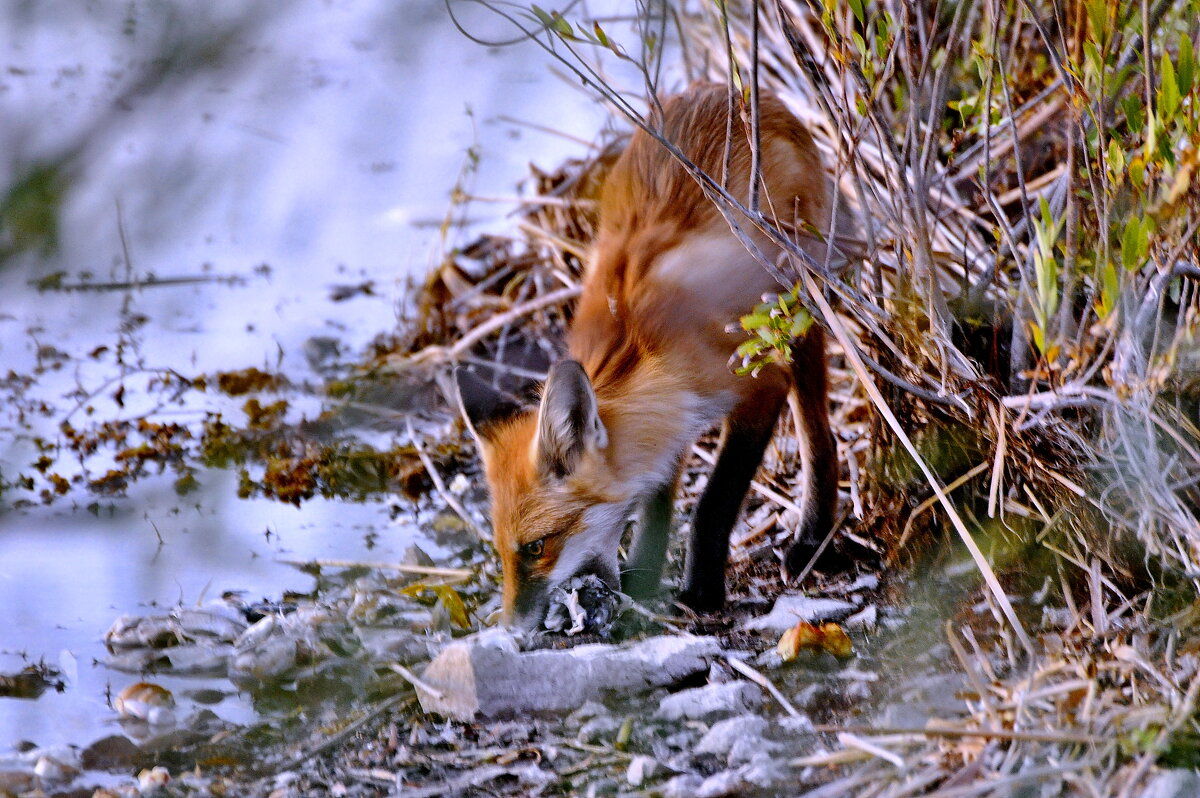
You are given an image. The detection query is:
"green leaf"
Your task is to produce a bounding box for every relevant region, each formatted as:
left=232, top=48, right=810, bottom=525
left=1179, top=34, right=1195, bottom=97
left=1097, top=260, right=1119, bottom=319
left=1029, top=321, right=1046, bottom=355
left=1107, top=139, right=1126, bottom=182
left=1122, top=94, right=1144, bottom=132
left=1121, top=216, right=1151, bottom=271
left=740, top=312, right=773, bottom=331
left=593, top=21, right=608, bottom=47
left=531, top=5, right=554, bottom=27
left=1159, top=51, right=1180, bottom=124
left=789, top=309, right=814, bottom=337
left=847, top=0, right=865, bottom=26
left=1084, top=0, right=1107, bottom=45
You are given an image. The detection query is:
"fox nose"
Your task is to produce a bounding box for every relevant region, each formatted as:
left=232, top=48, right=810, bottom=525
left=504, top=577, right=551, bottom=631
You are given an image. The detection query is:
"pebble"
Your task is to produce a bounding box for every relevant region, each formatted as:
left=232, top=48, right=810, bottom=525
left=845, top=605, right=878, bottom=629
left=693, top=715, right=768, bottom=756
left=82, top=735, right=143, bottom=771
left=741, top=594, right=857, bottom=632
left=1141, top=769, right=1200, bottom=798
left=578, top=715, right=622, bottom=744
left=33, top=754, right=79, bottom=784
left=655, top=680, right=763, bottom=721
left=625, top=755, right=659, bottom=787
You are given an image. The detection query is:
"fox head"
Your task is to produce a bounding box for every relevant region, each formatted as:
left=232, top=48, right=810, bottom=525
left=455, top=361, right=629, bottom=629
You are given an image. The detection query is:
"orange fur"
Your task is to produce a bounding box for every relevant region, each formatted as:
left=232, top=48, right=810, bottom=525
left=469, top=84, right=836, bottom=628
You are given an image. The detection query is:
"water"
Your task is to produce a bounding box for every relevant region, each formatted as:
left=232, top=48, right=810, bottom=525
left=0, top=0, right=661, bottom=751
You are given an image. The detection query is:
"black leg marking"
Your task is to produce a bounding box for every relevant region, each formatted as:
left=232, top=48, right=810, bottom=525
left=679, top=388, right=786, bottom=613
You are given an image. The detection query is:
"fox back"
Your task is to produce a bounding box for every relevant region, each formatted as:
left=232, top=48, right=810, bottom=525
left=459, top=84, right=838, bottom=628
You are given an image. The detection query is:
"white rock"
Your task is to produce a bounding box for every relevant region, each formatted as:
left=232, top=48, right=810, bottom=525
left=741, top=594, right=857, bottom=631
left=33, top=755, right=78, bottom=783
left=1141, top=769, right=1200, bottom=798
left=137, top=766, right=170, bottom=793
left=846, top=574, right=879, bottom=592
left=695, top=769, right=751, bottom=798
left=661, top=773, right=704, bottom=798
left=727, top=735, right=780, bottom=767
left=655, top=681, right=763, bottom=721
left=694, top=715, right=768, bottom=756
left=625, top=755, right=659, bottom=787
left=845, top=605, right=878, bottom=630
left=416, top=631, right=721, bottom=720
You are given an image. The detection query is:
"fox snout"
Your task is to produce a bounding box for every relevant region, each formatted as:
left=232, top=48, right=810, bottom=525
left=504, top=550, right=621, bottom=631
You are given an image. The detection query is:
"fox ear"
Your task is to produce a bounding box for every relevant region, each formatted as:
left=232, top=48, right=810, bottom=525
left=454, top=367, right=525, bottom=444
left=536, top=360, right=607, bottom=478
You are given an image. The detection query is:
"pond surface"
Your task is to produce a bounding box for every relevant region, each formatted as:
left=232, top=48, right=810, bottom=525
left=0, top=0, right=655, bottom=751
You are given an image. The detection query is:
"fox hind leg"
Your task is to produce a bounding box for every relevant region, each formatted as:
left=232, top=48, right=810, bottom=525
left=782, top=327, right=840, bottom=581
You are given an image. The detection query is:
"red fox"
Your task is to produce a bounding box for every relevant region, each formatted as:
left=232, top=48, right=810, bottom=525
left=457, top=84, right=838, bottom=629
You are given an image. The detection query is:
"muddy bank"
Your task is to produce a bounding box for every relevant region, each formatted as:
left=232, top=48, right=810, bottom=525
left=0, top=520, right=914, bottom=797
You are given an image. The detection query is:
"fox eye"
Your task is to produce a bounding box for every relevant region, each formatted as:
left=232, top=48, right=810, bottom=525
left=520, top=538, right=545, bottom=558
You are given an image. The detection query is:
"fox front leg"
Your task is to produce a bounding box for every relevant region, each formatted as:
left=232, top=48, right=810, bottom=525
left=621, top=480, right=675, bottom=600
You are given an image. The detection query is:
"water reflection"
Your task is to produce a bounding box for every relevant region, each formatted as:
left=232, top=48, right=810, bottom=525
left=0, top=0, right=648, bottom=750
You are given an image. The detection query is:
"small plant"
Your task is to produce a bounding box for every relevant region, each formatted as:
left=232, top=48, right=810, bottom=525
left=734, top=284, right=813, bottom=376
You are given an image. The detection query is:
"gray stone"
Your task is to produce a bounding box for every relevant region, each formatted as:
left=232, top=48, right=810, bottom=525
left=777, top=714, right=815, bottom=734
left=579, top=715, right=622, bottom=744
left=844, top=605, right=878, bottom=630
left=741, top=594, right=857, bottom=632
left=695, top=769, right=753, bottom=797
left=654, top=680, right=763, bottom=721
left=416, top=629, right=721, bottom=720
left=568, top=700, right=610, bottom=724
left=661, top=773, right=705, bottom=798
left=81, top=735, right=143, bottom=771
left=0, top=771, right=35, bottom=794
left=846, top=574, right=879, bottom=592
left=1140, top=769, right=1200, bottom=798
left=694, top=715, right=768, bottom=757
left=728, top=735, right=782, bottom=767
left=740, top=753, right=787, bottom=787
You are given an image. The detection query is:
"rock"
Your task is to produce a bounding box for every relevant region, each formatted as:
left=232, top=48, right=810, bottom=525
left=229, top=607, right=362, bottom=687
left=82, top=735, right=143, bottom=771
left=844, top=605, right=878, bottom=629
left=584, top=776, right=619, bottom=796
left=778, top=715, right=814, bottom=734
left=739, top=752, right=787, bottom=787
left=104, top=639, right=234, bottom=676
left=138, top=765, right=171, bottom=792
left=727, top=735, right=780, bottom=767
left=693, top=769, right=751, bottom=797
left=661, top=773, right=704, bottom=798
left=694, top=715, right=768, bottom=757
left=33, top=754, right=79, bottom=783
left=1141, top=769, right=1200, bottom=798
left=625, top=755, right=659, bottom=787
left=568, top=700, right=609, bottom=724
left=416, top=630, right=721, bottom=720
left=0, top=771, right=35, bottom=794
left=654, top=681, right=762, bottom=721
left=846, top=574, right=879, bottom=592
left=742, top=594, right=857, bottom=632
left=578, top=715, right=622, bottom=744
